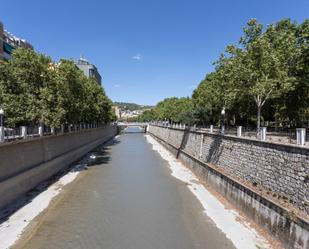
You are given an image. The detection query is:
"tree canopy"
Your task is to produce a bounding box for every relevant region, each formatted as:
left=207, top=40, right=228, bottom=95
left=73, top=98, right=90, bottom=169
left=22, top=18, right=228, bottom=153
left=0, top=48, right=115, bottom=127
left=140, top=18, right=309, bottom=128
left=136, top=97, right=195, bottom=125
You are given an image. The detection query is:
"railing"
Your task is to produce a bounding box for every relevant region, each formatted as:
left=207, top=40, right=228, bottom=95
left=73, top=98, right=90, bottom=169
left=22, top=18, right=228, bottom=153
left=0, top=123, right=115, bottom=143
left=4, top=127, right=22, bottom=141
left=150, top=121, right=308, bottom=147
left=117, top=122, right=148, bottom=126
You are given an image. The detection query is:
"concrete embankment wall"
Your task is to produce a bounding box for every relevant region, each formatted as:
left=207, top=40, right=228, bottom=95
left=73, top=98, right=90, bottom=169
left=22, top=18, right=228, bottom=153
left=0, top=125, right=117, bottom=210
left=148, top=125, right=309, bottom=249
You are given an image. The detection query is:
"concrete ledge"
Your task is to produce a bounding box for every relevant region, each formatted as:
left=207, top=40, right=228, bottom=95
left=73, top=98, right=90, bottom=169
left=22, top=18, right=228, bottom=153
left=149, top=132, right=309, bottom=249
left=0, top=126, right=116, bottom=182
left=0, top=126, right=116, bottom=210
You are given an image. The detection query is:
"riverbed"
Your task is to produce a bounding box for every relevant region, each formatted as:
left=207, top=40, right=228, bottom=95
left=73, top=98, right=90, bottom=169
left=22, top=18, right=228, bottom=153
left=8, top=128, right=270, bottom=249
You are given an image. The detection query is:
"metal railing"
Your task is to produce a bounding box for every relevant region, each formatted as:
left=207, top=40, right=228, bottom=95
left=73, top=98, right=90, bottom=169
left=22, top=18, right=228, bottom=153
left=150, top=121, right=308, bottom=147
left=0, top=123, right=114, bottom=143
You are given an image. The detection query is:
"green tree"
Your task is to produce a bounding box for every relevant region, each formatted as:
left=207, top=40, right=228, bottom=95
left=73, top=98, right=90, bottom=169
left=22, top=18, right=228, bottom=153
left=0, top=48, right=114, bottom=127
left=232, top=19, right=297, bottom=129
left=0, top=48, right=53, bottom=126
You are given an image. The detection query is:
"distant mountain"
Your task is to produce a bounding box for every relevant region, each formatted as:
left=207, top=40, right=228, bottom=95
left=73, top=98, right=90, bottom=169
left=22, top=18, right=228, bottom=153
left=113, top=102, right=154, bottom=111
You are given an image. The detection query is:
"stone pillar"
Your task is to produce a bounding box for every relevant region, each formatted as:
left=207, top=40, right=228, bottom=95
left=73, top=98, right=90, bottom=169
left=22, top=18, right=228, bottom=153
left=21, top=126, right=27, bottom=139
left=199, top=134, right=204, bottom=158
left=210, top=125, right=213, bottom=133
left=237, top=126, right=242, bottom=137
left=0, top=126, right=4, bottom=142
left=260, top=127, right=267, bottom=141
left=296, top=128, right=306, bottom=146
left=61, top=124, right=64, bottom=134
left=51, top=127, right=55, bottom=135
left=38, top=124, right=44, bottom=137
left=221, top=125, right=225, bottom=134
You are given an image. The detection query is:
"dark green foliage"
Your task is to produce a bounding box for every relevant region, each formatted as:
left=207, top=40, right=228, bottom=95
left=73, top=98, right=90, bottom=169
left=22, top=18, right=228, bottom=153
left=140, top=18, right=309, bottom=128
left=137, top=97, right=196, bottom=125
left=0, top=48, right=115, bottom=127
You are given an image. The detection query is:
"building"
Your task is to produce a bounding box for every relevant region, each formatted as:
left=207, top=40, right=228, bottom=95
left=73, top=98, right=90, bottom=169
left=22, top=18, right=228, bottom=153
left=75, top=56, right=102, bottom=85
left=0, top=21, right=33, bottom=60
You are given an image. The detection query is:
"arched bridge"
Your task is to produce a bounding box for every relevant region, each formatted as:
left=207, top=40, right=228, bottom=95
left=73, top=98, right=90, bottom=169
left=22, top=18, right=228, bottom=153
left=117, top=122, right=148, bottom=133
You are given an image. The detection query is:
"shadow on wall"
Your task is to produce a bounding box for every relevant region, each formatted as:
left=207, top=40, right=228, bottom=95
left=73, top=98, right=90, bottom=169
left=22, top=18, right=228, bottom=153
left=176, top=128, right=191, bottom=159
left=0, top=137, right=120, bottom=225
left=206, top=135, right=224, bottom=164
left=176, top=129, right=224, bottom=164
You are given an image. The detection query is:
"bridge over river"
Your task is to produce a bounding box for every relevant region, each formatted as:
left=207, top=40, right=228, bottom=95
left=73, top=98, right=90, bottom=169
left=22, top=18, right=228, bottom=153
left=117, top=122, right=148, bottom=133
left=2, top=126, right=272, bottom=249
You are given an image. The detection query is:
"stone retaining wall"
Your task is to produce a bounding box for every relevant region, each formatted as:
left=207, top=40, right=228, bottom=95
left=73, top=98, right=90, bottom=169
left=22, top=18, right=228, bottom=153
left=148, top=125, right=309, bottom=249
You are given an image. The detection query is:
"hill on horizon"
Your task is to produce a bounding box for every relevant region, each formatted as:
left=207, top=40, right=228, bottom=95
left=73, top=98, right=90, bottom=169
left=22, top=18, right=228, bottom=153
left=113, top=102, right=154, bottom=111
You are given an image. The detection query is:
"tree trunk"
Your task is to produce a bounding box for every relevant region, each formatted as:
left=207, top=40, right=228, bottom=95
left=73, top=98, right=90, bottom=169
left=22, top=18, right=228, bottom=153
left=257, top=105, right=261, bottom=131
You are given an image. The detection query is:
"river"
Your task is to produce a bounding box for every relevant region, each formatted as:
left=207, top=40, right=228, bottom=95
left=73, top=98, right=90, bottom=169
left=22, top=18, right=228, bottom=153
left=16, top=127, right=237, bottom=249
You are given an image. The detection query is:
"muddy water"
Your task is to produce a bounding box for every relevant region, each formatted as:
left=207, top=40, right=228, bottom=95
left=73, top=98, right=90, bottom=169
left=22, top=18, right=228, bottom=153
left=18, top=128, right=236, bottom=249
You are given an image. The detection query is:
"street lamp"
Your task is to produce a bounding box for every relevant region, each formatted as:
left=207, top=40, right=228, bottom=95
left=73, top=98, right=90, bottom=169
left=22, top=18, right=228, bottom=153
left=221, top=107, right=225, bottom=134
left=0, top=108, right=4, bottom=127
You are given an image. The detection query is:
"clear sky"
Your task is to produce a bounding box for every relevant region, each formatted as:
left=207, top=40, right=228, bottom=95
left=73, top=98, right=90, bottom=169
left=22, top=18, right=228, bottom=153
left=1, top=0, right=308, bottom=105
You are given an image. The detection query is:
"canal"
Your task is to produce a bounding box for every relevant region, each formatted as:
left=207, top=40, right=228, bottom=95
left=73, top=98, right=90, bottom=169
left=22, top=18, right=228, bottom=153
left=16, top=128, right=238, bottom=249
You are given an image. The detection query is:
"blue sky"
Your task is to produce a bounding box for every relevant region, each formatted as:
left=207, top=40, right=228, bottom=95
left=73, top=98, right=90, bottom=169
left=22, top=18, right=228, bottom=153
left=1, top=0, right=308, bottom=105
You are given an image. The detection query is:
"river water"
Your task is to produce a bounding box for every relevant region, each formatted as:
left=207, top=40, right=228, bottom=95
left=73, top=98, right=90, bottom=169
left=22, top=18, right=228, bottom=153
left=17, top=128, right=236, bottom=249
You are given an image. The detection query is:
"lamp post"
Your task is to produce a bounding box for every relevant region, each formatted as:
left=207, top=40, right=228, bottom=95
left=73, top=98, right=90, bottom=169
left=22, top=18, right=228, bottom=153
left=0, top=108, right=4, bottom=127
left=221, top=107, right=225, bottom=134
left=0, top=108, right=4, bottom=142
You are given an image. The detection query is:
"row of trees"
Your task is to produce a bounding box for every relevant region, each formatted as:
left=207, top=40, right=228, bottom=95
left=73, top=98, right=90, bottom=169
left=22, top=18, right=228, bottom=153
left=134, top=97, right=194, bottom=124
left=137, top=19, right=309, bottom=129
left=0, top=48, right=115, bottom=128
